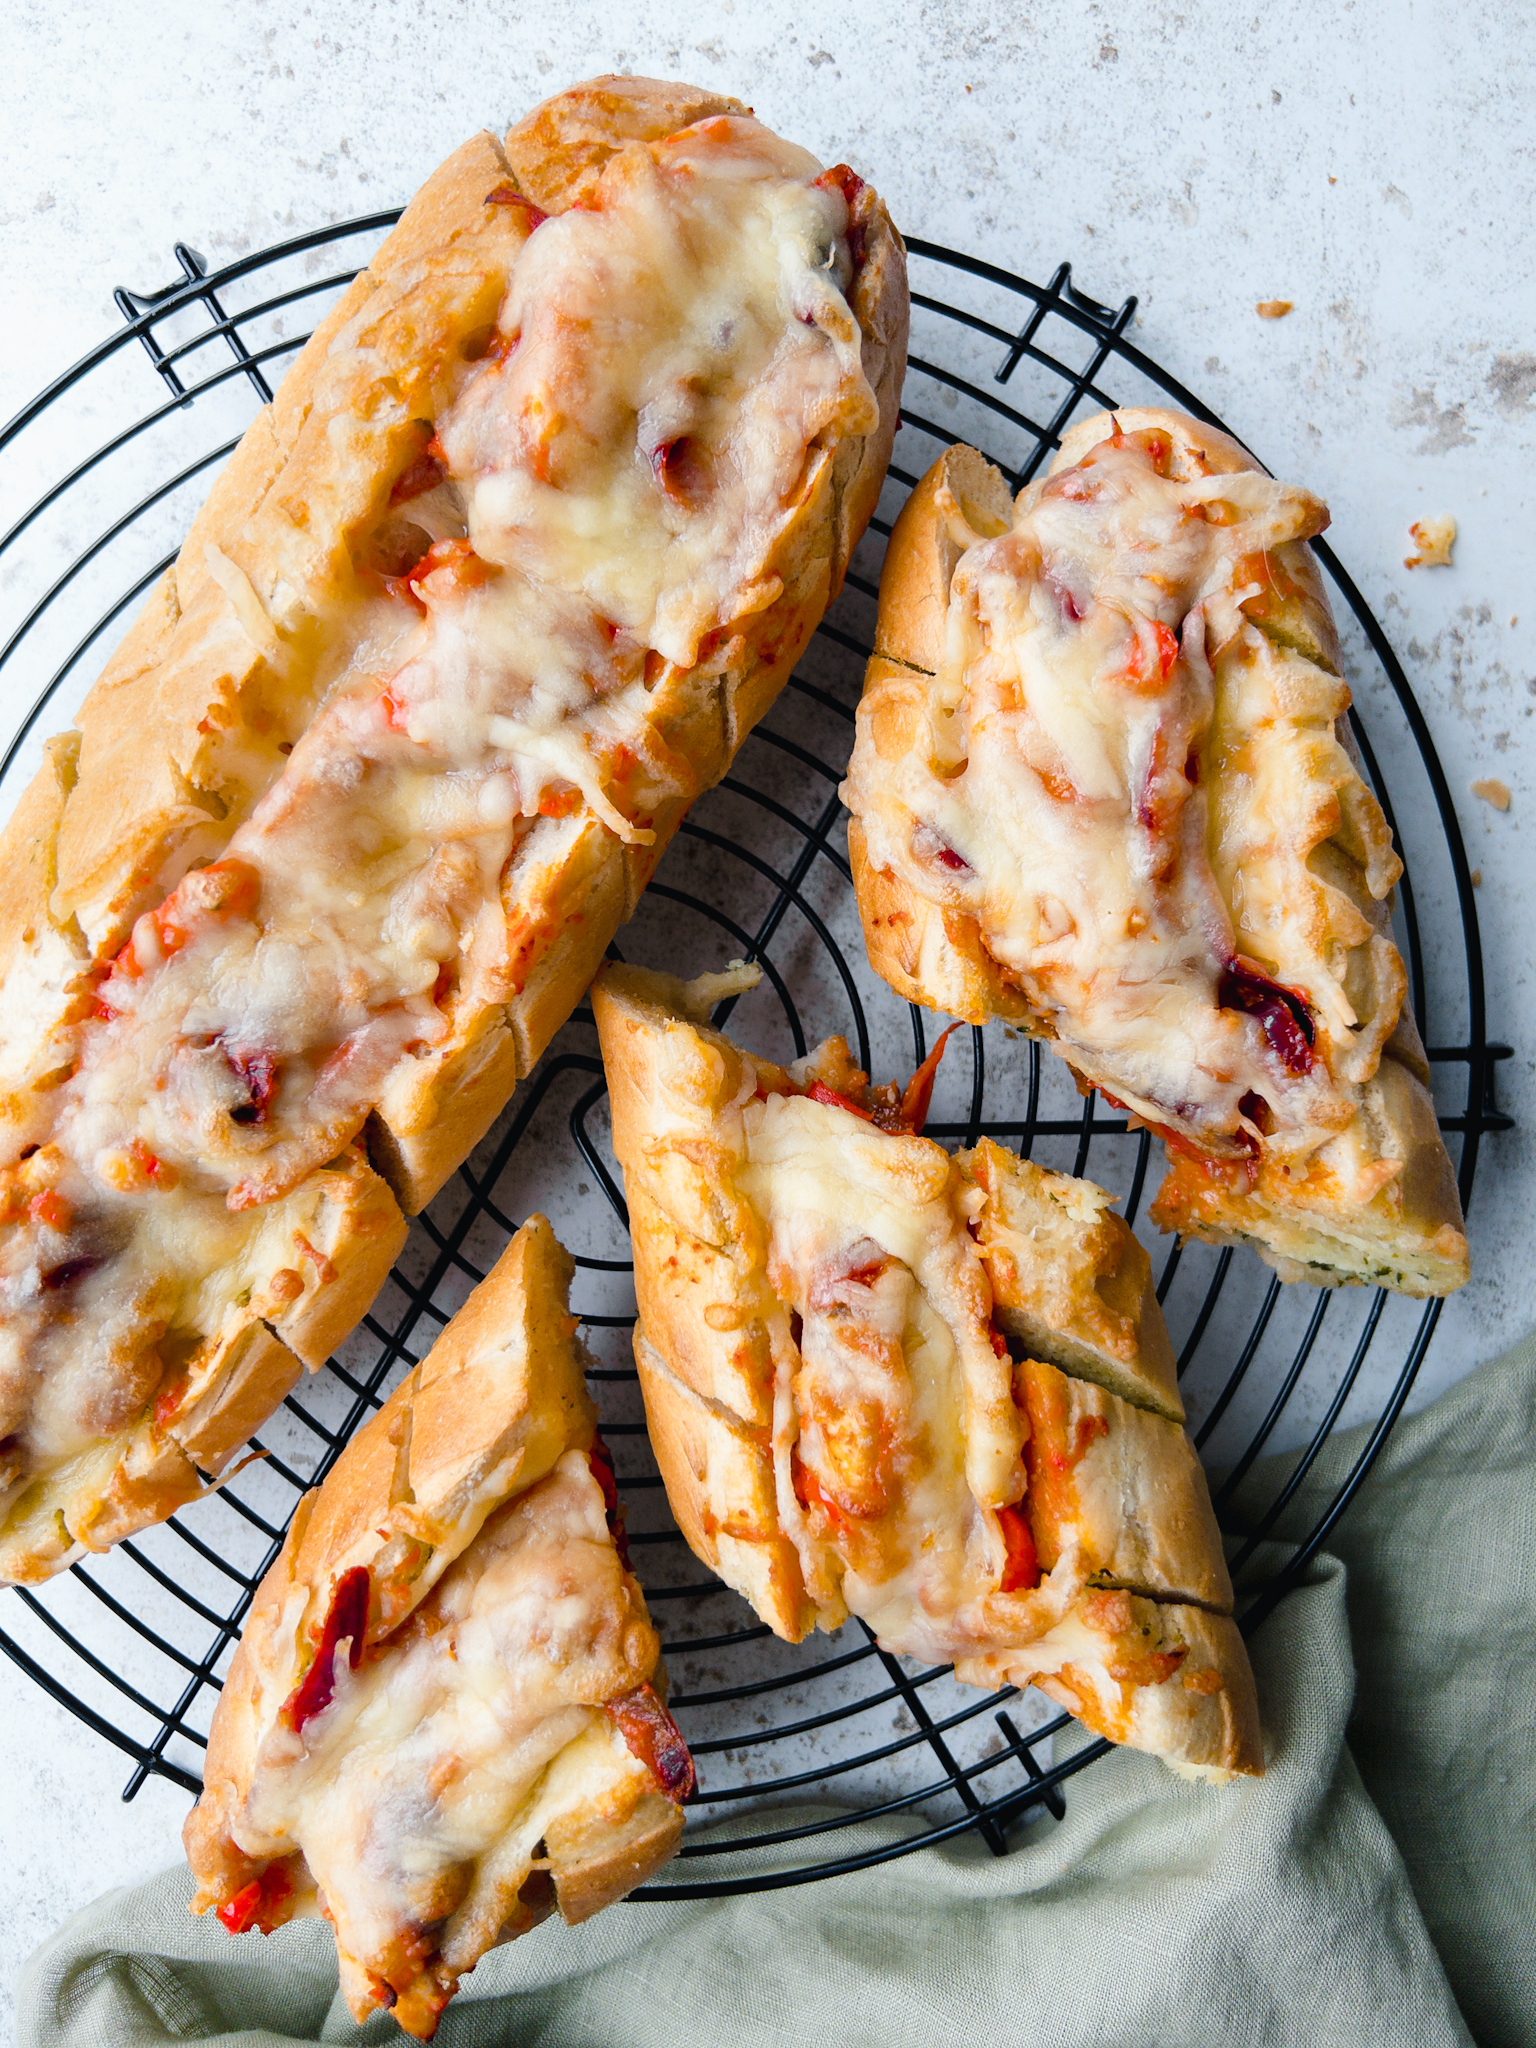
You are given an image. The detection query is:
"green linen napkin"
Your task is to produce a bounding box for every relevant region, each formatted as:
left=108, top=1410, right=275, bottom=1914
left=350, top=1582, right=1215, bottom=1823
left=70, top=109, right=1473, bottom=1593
left=17, top=1332, right=1536, bottom=2048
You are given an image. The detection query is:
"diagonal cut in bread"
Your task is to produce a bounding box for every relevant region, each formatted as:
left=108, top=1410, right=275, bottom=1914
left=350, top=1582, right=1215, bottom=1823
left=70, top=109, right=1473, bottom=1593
left=592, top=960, right=1261, bottom=1780
left=184, top=1215, right=691, bottom=2041
left=0, top=75, right=909, bottom=1581
left=840, top=413, right=1468, bottom=1297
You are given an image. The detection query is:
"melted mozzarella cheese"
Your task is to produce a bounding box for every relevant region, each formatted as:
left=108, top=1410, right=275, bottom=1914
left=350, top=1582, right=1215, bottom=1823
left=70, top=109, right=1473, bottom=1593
left=740, top=1091, right=1020, bottom=1506
left=732, top=1090, right=1024, bottom=1660
left=846, top=433, right=1353, bottom=1151
left=1, top=117, right=877, bottom=1515
left=453, top=123, right=874, bottom=667
left=238, top=1452, right=653, bottom=1971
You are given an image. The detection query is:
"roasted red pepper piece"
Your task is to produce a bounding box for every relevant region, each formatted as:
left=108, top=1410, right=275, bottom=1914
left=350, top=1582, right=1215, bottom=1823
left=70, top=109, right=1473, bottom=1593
left=1118, top=616, right=1180, bottom=692
left=281, top=1567, right=370, bottom=1732
left=806, top=1080, right=875, bottom=1121
left=216, top=1861, right=293, bottom=1936
left=484, top=182, right=548, bottom=228
left=813, top=163, right=868, bottom=270
left=587, top=1435, right=632, bottom=1572
left=791, top=1449, right=856, bottom=1539
left=407, top=537, right=493, bottom=598
left=227, top=1047, right=279, bottom=1126
left=388, top=449, right=447, bottom=506
left=103, top=857, right=262, bottom=995
left=1219, top=957, right=1316, bottom=1076
left=604, top=1681, right=695, bottom=1802
left=899, top=1022, right=961, bottom=1135
left=996, top=1503, right=1039, bottom=1593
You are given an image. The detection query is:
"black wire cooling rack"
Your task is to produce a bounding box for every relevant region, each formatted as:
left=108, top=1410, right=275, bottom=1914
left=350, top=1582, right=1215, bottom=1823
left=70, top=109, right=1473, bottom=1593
left=0, top=217, right=1513, bottom=1894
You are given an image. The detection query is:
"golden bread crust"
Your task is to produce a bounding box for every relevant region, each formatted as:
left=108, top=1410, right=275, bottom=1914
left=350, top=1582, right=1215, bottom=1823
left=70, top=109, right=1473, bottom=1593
left=959, top=1137, right=1183, bottom=1421
left=873, top=440, right=1012, bottom=673
left=845, top=421, right=1467, bottom=1296
left=635, top=1332, right=816, bottom=1641
left=964, top=1596, right=1263, bottom=1778
left=1016, top=1357, right=1229, bottom=1609
left=501, top=76, right=750, bottom=210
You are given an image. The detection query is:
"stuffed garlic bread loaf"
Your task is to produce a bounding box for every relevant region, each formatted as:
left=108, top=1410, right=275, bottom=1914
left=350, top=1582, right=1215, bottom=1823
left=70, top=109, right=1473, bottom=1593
left=185, top=1215, right=692, bottom=2041
left=0, top=76, right=907, bottom=1581
left=592, top=961, right=1260, bottom=1779
left=841, top=413, right=1467, bottom=1297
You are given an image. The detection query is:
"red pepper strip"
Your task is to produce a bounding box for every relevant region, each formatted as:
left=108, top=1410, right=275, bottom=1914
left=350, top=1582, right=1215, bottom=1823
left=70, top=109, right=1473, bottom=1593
left=899, top=1022, right=962, bottom=1135
left=588, top=1436, right=632, bottom=1571
left=406, top=536, right=493, bottom=597
left=280, top=1567, right=369, bottom=1732
left=227, top=1047, right=278, bottom=1126
left=484, top=183, right=548, bottom=228
left=806, top=1080, right=875, bottom=1121
left=216, top=1861, right=293, bottom=1936
left=388, top=450, right=447, bottom=506
left=813, top=163, right=868, bottom=269
left=217, top=1881, right=261, bottom=1936
left=605, top=1682, right=695, bottom=1802
left=103, top=856, right=261, bottom=992
left=996, top=1504, right=1039, bottom=1593
left=791, top=1450, right=856, bottom=1539
left=1218, top=957, right=1316, bottom=1076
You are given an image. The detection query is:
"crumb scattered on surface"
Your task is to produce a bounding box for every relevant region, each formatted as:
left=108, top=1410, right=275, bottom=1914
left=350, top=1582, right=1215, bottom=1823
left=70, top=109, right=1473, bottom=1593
left=1511, top=615, right=1519, bottom=626
left=1328, top=174, right=1338, bottom=184
left=1470, top=868, right=1483, bottom=886
left=1472, top=778, right=1511, bottom=811
left=1405, top=515, right=1456, bottom=567
left=1256, top=299, right=1293, bottom=318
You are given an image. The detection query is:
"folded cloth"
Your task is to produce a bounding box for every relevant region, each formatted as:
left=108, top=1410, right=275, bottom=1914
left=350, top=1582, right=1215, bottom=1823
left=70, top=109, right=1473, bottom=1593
left=17, top=1333, right=1536, bottom=2048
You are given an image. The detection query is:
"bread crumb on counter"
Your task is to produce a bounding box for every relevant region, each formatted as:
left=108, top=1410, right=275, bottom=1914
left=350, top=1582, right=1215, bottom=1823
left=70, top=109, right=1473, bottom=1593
left=1470, top=868, right=1483, bottom=886
left=1406, top=515, right=1456, bottom=567
left=1256, top=299, right=1293, bottom=318
left=1472, top=778, right=1511, bottom=812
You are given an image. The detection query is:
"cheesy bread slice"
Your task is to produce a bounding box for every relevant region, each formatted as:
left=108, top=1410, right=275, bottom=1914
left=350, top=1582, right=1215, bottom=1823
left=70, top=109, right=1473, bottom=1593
left=841, top=413, right=1467, bottom=1297
left=0, top=77, right=907, bottom=1580
left=593, top=962, right=1260, bottom=1780
left=185, top=1215, right=691, bottom=2040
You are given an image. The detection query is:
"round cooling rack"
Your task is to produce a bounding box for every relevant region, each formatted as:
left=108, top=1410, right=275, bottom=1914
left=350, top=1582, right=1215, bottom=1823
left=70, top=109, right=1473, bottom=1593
left=0, top=218, right=1512, bottom=1892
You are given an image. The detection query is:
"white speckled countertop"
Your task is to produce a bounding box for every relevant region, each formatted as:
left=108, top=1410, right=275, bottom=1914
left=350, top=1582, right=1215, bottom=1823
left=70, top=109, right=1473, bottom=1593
left=2, top=2, right=1532, bottom=2034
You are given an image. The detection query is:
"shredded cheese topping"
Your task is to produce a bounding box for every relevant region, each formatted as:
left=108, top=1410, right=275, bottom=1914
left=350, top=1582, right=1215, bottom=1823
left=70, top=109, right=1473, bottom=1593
left=844, top=426, right=1404, bottom=1172
left=238, top=1452, right=659, bottom=1984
